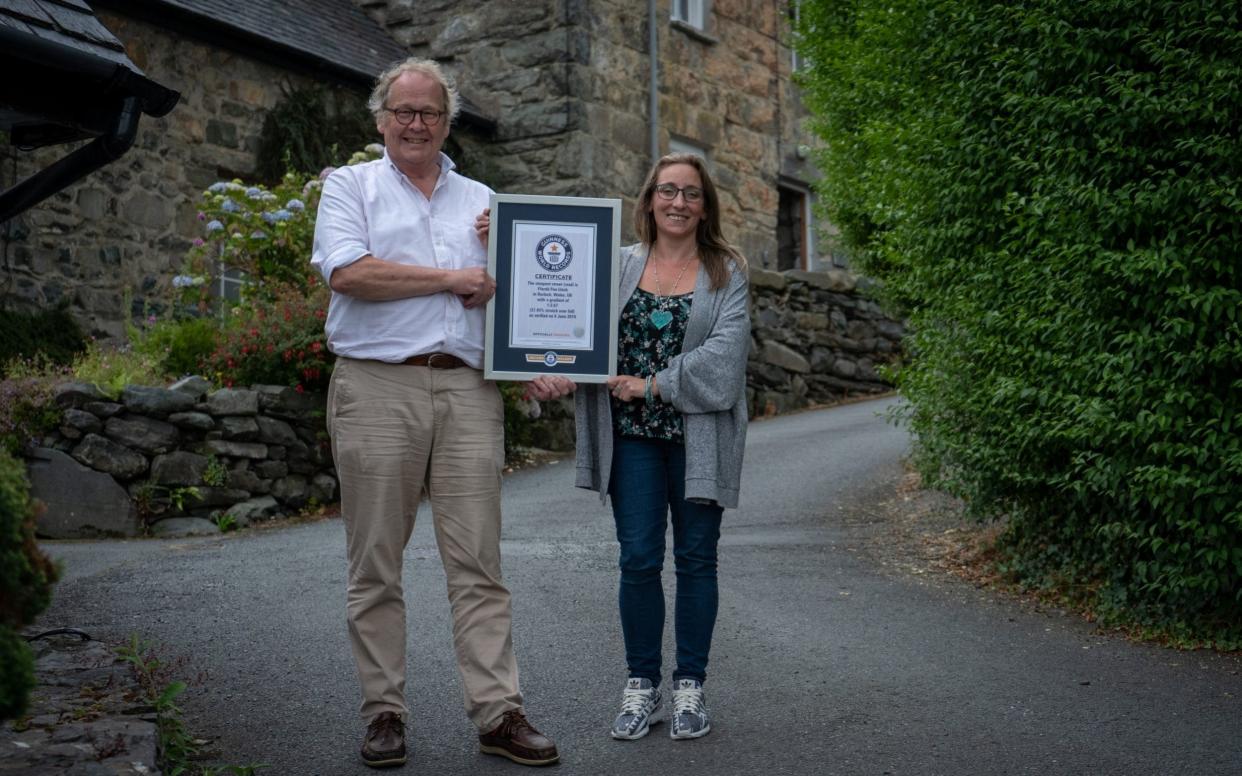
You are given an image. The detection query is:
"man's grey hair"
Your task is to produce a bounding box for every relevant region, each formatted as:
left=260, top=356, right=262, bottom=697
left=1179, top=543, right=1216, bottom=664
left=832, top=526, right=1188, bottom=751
left=367, top=57, right=460, bottom=124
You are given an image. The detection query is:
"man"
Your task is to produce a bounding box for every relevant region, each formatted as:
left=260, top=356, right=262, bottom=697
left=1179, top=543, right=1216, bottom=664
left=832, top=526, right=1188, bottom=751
left=311, top=57, right=558, bottom=769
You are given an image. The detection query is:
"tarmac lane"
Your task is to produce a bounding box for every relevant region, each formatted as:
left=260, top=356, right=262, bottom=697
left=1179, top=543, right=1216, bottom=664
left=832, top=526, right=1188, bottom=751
left=37, top=396, right=1242, bottom=775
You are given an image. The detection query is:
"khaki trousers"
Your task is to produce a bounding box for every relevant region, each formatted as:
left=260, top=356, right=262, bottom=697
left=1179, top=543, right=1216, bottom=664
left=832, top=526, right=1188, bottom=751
left=326, top=357, right=521, bottom=731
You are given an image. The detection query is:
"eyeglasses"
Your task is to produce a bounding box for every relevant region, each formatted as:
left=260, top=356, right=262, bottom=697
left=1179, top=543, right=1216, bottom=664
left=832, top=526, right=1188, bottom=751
left=384, top=106, right=446, bottom=127
left=653, top=183, right=704, bottom=203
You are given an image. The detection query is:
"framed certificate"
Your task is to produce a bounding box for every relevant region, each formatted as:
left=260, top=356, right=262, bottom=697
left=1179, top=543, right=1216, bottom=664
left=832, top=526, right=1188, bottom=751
left=485, top=193, right=621, bottom=383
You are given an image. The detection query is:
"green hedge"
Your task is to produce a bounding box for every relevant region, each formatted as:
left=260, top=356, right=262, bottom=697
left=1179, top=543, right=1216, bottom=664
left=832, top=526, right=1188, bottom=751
left=796, top=0, right=1241, bottom=640
left=0, top=449, right=58, bottom=719
left=0, top=307, right=86, bottom=375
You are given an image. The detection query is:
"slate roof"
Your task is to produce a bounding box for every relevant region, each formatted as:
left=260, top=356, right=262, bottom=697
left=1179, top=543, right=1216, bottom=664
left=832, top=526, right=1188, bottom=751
left=95, top=0, right=490, bottom=126
left=0, top=0, right=147, bottom=75
left=131, top=0, right=408, bottom=84
left=0, top=0, right=178, bottom=139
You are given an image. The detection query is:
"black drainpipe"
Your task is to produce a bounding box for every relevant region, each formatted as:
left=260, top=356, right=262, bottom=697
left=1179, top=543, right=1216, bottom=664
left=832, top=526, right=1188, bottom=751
left=0, top=95, right=142, bottom=224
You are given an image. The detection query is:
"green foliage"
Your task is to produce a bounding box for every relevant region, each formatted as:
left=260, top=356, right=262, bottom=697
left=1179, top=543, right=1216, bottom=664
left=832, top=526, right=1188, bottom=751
left=203, top=456, right=229, bottom=488
left=116, top=635, right=268, bottom=775
left=0, top=306, right=87, bottom=375
left=0, top=369, right=63, bottom=456
left=212, top=512, right=238, bottom=533
left=132, top=317, right=220, bottom=378
left=796, top=0, right=1242, bottom=640
left=167, top=487, right=200, bottom=513
left=0, top=449, right=59, bottom=719
left=183, top=174, right=324, bottom=298
left=255, top=84, right=376, bottom=182
left=200, top=281, right=333, bottom=392
left=68, top=342, right=164, bottom=399
left=499, top=382, right=538, bottom=464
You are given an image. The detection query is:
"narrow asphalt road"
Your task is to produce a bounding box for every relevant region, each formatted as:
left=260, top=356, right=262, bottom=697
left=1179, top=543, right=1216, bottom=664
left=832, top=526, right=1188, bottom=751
left=37, top=397, right=1242, bottom=775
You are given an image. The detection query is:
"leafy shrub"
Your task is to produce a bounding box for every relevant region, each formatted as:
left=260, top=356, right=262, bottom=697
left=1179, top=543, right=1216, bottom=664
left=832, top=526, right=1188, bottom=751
left=0, top=358, right=68, bottom=456
left=0, top=449, right=59, bottom=719
left=0, top=307, right=87, bottom=376
left=132, top=317, right=220, bottom=378
left=69, top=341, right=164, bottom=399
left=255, top=84, right=377, bottom=182
left=797, top=0, right=1242, bottom=641
left=182, top=144, right=382, bottom=305
left=201, top=280, right=332, bottom=392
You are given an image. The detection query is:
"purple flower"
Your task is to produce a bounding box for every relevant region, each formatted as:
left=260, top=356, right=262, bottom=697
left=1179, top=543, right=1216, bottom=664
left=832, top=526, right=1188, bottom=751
left=193, top=238, right=205, bottom=247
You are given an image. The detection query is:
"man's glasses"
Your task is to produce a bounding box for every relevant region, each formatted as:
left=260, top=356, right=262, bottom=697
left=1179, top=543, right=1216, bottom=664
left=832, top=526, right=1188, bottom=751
left=653, top=183, right=704, bottom=203
left=384, top=106, right=446, bottom=127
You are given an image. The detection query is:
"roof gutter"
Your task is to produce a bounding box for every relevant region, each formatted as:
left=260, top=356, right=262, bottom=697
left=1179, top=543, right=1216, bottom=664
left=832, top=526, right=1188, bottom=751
left=0, top=25, right=179, bottom=123
left=0, top=96, right=143, bottom=224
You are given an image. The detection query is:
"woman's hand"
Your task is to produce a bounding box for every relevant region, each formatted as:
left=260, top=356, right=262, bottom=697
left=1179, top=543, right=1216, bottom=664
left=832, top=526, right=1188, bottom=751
left=524, top=375, right=577, bottom=401
left=607, top=375, right=651, bottom=403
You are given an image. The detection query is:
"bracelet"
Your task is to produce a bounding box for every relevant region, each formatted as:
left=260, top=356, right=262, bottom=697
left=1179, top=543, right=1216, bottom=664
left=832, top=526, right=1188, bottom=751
left=644, top=375, right=653, bottom=403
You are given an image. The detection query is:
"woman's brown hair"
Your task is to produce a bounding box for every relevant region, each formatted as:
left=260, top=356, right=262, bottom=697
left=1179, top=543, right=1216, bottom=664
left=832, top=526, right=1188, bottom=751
left=634, top=153, right=748, bottom=290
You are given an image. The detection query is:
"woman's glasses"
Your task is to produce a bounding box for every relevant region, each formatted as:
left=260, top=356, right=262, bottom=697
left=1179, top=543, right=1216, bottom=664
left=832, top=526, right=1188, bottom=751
left=653, top=183, right=704, bottom=203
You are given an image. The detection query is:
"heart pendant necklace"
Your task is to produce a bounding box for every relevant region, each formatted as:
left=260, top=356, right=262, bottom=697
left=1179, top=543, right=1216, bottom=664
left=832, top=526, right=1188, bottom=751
left=648, top=254, right=693, bottom=330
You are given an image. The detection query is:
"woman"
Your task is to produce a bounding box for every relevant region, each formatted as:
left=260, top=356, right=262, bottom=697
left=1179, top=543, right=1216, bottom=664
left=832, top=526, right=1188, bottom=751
left=529, top=153, right=750, bottom=741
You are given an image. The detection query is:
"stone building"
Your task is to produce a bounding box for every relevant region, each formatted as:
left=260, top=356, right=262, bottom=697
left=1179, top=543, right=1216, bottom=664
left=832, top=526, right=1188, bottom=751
left=360, top=0, right=839, bottom=271
left=0, top=0, right=486, bottom=337
left=1, top=0, right=843, bottom=338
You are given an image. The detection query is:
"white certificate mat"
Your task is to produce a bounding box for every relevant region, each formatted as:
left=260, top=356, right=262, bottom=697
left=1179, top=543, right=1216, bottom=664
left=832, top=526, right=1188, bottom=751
left=508, top=221, right=597, bottom=350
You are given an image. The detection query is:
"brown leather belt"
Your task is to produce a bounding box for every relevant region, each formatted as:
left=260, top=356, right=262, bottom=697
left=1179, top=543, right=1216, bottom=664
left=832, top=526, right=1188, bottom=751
left=401, top=352, right=468, bottom=369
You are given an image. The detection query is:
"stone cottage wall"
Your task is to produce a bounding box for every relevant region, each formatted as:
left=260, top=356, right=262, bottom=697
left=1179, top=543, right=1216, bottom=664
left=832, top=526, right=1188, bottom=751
left=360, top=0, right=814, bottom=261
left=28, top=377, right=336, bottom=539
left=0, top=11, right=366, bottom=339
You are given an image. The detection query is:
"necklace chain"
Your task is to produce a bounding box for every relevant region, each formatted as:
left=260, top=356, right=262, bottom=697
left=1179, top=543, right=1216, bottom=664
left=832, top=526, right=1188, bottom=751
left=650, top=255, right=693, bottom=298
left=646, top=254, right=693, bottom=331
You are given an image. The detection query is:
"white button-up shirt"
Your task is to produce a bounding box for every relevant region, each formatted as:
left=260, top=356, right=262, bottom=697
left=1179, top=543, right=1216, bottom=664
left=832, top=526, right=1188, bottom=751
left=311, top=152, right=493, bottom=367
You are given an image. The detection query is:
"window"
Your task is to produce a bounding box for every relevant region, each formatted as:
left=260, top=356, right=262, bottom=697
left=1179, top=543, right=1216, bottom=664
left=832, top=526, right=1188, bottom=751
left=777, top=184, right=814, bottom=271
left=671, top=0, right=706, bottom=30
left=789, top=0, right=804, bottom=72
left=217, top=263, right=247, bottom=304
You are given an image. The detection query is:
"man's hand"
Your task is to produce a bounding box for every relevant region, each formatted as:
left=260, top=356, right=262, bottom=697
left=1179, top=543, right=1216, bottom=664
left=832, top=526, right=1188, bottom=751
left=525, top=375, right=577, bottom=401
left=474, top=208, right=490, bottom=247
left=450, top=266, right=496, bottom=308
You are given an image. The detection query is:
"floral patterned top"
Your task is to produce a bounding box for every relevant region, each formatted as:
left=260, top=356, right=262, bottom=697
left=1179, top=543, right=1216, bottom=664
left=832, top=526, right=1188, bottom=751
left=613, top=287, right=692, bottom=442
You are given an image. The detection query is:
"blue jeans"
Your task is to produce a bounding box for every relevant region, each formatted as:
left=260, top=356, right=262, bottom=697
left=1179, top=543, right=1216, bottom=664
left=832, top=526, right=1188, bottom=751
left=608, top=436, right=723, bottom=686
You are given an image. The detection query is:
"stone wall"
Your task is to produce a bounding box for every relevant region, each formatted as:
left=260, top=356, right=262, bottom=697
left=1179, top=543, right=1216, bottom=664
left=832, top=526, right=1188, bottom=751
left=360, top=0, right=817, bottom=262
left=0, top=11, right=368, bottom=339
left=746, top=266, right=903, bottom=415
left=28, top=377, right=336, bottom=539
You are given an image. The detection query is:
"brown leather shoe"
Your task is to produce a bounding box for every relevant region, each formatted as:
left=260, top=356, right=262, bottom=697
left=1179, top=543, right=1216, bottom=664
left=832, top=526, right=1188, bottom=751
left=360, top=711, right=407, bottom=768
left=478, top=709, right=559, bottom=766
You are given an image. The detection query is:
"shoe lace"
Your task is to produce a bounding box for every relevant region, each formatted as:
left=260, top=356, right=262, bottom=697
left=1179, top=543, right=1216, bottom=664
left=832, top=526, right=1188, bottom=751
left=619, top=687, right=654, bottom=716
left=368, top=712, right=402, bottom=739
left=498, top=709, right=534, bottom=736
left=672, top=686, right=704, bottom=716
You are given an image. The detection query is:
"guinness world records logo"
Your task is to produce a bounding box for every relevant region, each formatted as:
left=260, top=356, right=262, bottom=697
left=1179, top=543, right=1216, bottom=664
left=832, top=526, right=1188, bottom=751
left=536, top=235, right=573, bottom=272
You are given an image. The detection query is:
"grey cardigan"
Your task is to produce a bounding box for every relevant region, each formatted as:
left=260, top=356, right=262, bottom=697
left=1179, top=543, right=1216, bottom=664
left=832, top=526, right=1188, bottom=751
left=574, top=243, right=751, bottom=509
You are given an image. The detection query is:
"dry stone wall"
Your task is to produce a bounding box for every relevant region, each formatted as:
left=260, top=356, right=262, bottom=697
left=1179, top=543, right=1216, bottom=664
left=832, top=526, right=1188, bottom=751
left=746, top=267, right=904, bottom=415
left=29, top=376, right=336, bottom=539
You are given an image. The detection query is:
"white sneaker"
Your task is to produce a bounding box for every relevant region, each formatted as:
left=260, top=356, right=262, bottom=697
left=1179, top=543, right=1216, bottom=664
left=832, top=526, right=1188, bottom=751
left=669, top=678, right=710, bottom=739
left=610, top=678, right=662, bottom=740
